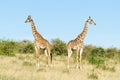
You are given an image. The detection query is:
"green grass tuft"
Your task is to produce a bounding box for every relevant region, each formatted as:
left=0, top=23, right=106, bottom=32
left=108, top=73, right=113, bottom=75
left=88, top=69, right=98, bottom=80
left=23, top=61, right=33, bottom=66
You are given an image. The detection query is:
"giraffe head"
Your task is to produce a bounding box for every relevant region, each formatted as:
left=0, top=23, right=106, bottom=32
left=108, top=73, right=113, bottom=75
left=25, top=16, right=32, bottom=23
left=86, top=16, right=96, bottom=25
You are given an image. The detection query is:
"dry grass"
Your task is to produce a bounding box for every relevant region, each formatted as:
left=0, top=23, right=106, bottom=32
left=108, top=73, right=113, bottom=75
left=0, top=54, right=120, bottom=80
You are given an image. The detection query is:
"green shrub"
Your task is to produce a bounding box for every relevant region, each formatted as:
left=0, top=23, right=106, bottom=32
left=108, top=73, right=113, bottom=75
left=51, top=38, right=67, bottom=55
left=88, top=72, right=98, bottom=79
left=88, top=48, right=105, bottom=66
left=0, top=40, right=15, bottom=56
left=117, top=51, right=120, bottom=62
left=19, top=41, right=34, bottom=54
left=23, top=44, right=34, bottom=53
left=91, top=48, right=105, bottom=57
left=82, top=45, right=96, bottom=60
left=105, top=48, right=117, bottom=58
left=88, top=69, right=98, bottom=80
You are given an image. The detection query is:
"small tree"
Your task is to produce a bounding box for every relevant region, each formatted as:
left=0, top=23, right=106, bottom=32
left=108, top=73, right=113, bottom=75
left=89, top=47, right=105, bottom=66
left=51, top=38, right=67, bottom=55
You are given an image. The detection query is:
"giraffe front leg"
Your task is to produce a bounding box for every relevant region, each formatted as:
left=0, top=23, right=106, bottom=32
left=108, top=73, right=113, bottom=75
left=79, top=48, right=83, bottom=69
left=35, top=46, right=40, bottom=67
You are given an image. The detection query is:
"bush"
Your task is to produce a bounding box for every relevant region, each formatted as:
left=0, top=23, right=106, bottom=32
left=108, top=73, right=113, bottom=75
left=105, top=48, right=117, bottom=58
left=24, top=44, right=34, bottom=53
left=82, top=45, right=96, bottom=59
left=0, top=40, right=15, bottom=56
left=19, top=41, right=34, bottom=53
left=88, top=48, right=105, bottom=66
left=91, top=48, right=105, bottom=57
left=51, top=38, right=67, bottom=55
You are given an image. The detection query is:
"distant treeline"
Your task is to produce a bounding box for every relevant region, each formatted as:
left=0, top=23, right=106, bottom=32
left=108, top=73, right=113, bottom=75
left=0, top=39, right=120, bottom=61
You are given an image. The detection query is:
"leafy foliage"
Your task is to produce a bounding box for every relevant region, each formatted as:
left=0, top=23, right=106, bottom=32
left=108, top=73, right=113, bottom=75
left=19, top=43, right=34, bottom=53
left=91, top=48, right=105, bottom=57
left=105, top=48, right=116, bottom=58
left=0, top=40, right=15, bottom=56
left=0, top=39, right=120, bottom=64
left=88, top=48, right=105, bottom=66
left=51, top=38, right=67, bottom=55
left=82, top=45, right=95, bottom=59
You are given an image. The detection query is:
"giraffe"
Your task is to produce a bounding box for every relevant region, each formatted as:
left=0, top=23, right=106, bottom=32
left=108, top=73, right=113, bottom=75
left=25, top=16, right=52, bottom=67
left=67, top=16, right=96, bottom=69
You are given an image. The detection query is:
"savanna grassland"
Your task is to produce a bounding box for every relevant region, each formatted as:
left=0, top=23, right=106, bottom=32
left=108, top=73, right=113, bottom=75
left=0, top=39, right=120, bottom=80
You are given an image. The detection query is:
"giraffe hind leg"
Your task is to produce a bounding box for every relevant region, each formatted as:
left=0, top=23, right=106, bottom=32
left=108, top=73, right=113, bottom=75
left=76, top=49, right=79, bottom=69
left=44, top=49, right=49, bottom=67
left=67, top=50, right=72, bottom=69
left=47, top=47, right=52, bottom=65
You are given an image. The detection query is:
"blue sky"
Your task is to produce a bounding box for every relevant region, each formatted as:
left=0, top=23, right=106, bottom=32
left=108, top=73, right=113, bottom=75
left=0, top=0, right=120, bottom=48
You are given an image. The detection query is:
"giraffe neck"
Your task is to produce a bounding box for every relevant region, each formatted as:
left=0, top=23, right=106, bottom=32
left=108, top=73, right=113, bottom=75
left=30, top=20, right=39, bottom=39
left=77, top=22, right=89, bottom=41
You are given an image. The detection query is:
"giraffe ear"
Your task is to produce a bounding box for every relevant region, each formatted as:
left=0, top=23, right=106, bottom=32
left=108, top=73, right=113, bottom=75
left=89, top=16, right=91, bottom=19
